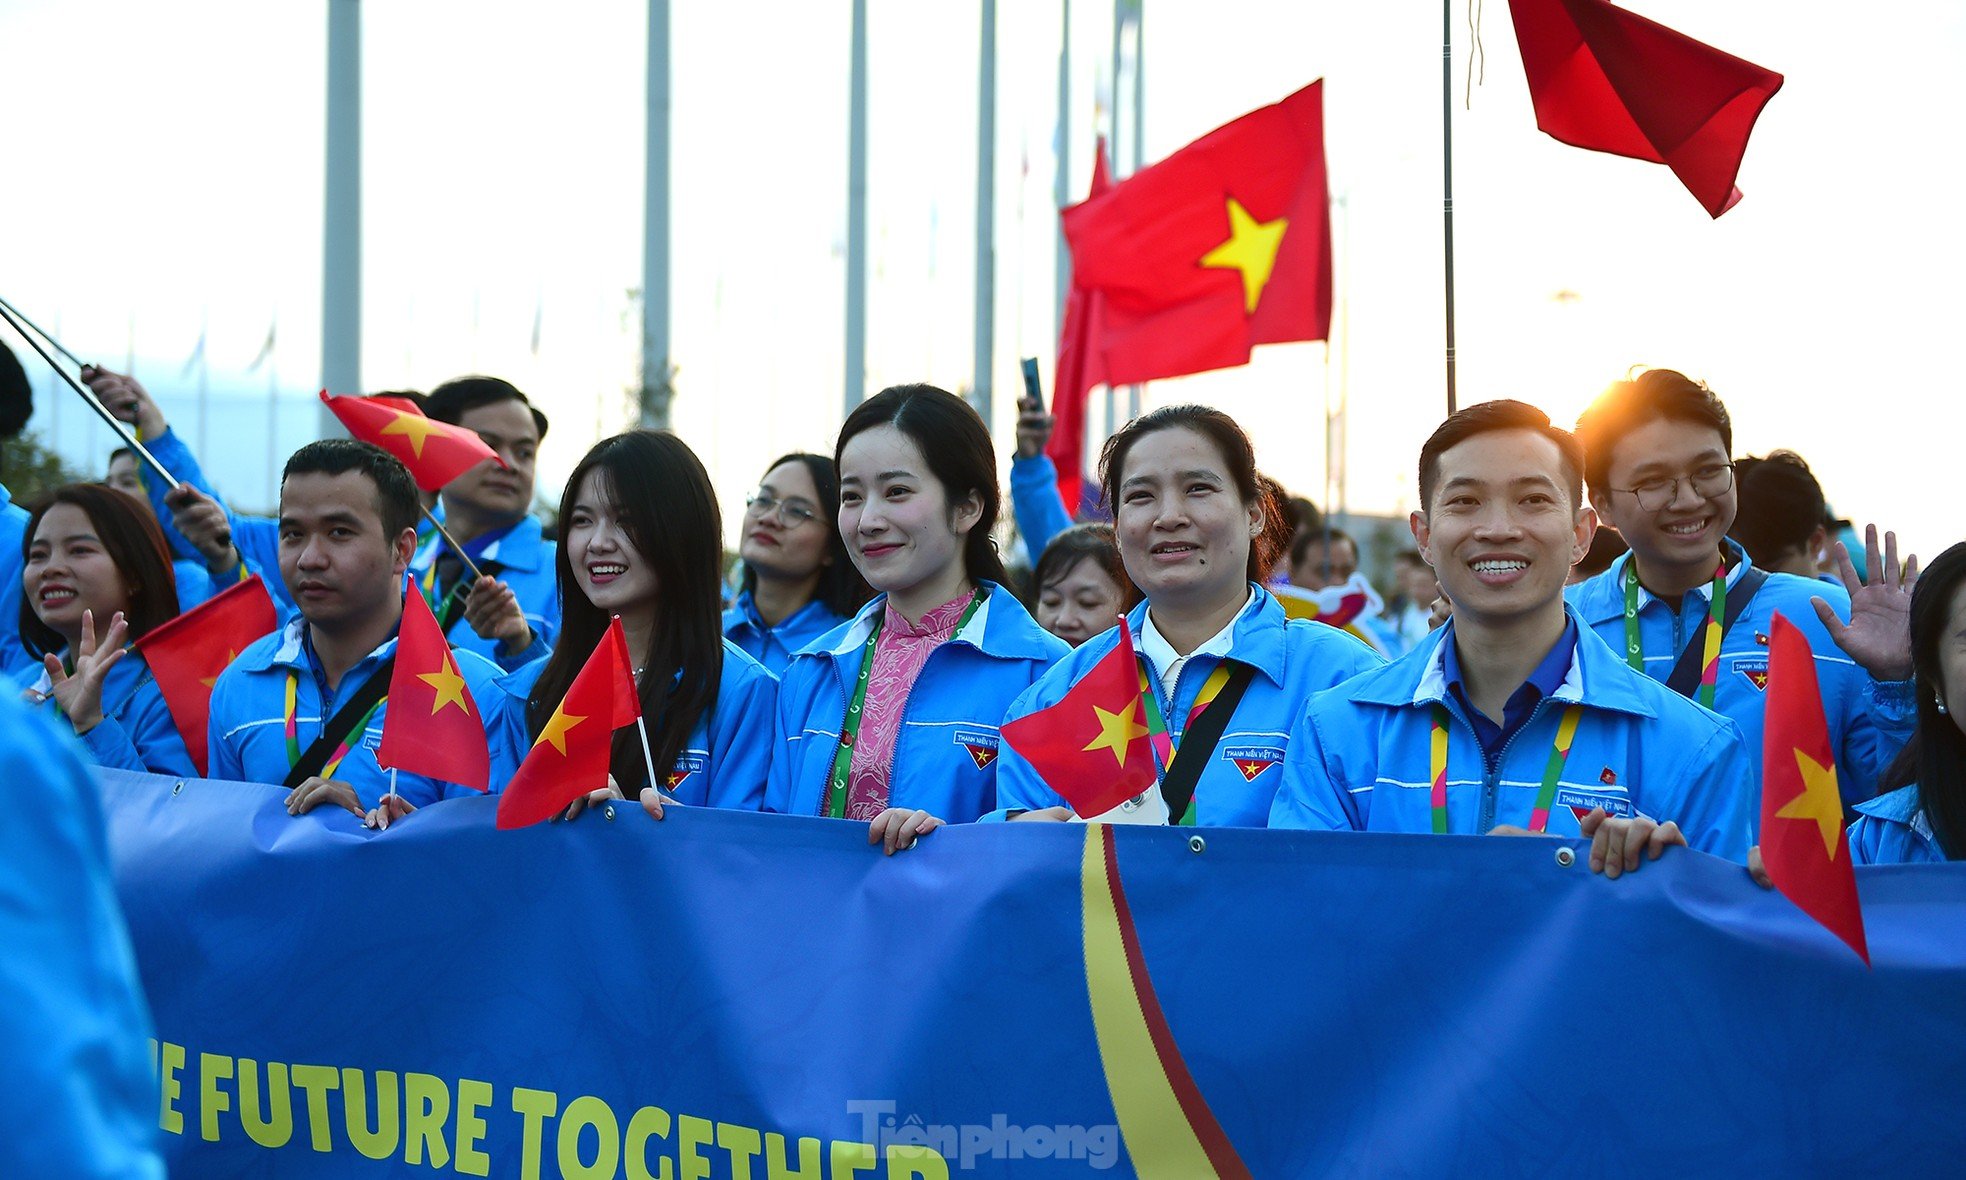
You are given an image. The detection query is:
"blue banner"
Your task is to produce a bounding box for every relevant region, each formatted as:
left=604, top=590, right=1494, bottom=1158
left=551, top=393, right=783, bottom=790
left=100, top=770, right=1966, bottom=1176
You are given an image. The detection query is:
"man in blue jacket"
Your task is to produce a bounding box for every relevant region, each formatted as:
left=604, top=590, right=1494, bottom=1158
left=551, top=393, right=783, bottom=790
left=1272, top=400, right=1756, bottom=870
left=1566, top=369, right=1914, bottom=807
left=0, top=479, right=30, bottom=679
left=206, top=440, right=502, bottom=815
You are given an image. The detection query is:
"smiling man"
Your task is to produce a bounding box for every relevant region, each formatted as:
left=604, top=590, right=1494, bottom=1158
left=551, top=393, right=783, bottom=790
left=1567, top=370, right=1914, bottom=806
left=205, top=440, right=501, bottom=817
left=1271, top=400, right=1755, bottom=870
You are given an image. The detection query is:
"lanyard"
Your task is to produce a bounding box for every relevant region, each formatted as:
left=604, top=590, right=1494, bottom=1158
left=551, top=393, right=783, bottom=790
left=419, top=560, right=472, bottom=631
left=284, top=671, right=388, bottom=780
left=824, top=594, right=983, bottom=818
left=1429, top=703, right=1583, bottom=834
left=1622, top=561, right=1727, bottom=710
left=1136, top=660, right=1236, bottom=828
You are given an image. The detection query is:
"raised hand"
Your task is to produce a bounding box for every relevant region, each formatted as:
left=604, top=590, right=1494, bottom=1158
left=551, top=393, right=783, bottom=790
left=81, top=365, right=168, bottom=437
left=1013, top=393, right=1054, bottom=460
left=164, top=484, right=239, bottom=571
left=42, top=609, right=129, bottom=735
left=1813, top=523, right=1916, bottom=682
left=461, top=575, right=533, bottom=656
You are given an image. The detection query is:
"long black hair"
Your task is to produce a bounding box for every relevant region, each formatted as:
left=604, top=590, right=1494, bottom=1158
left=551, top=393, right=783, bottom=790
left=527, top=431, right=724, bottom=789
left=1879, top=540, right=1966, bottom=859
left=835, top=384, right=1010, bottom=588
left=739, top=452, right=872, bottom=619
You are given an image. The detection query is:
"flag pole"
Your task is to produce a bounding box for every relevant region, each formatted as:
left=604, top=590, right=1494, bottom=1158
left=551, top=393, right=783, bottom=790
left=1441, top=0, right=1459, bottom=416
left=843, top=0, right=869, bottom=417
left=0, top=301, right=182, bottom=490
left=417, top=504, right=489, bottom=585
left=0, top=294, right=85, bottom=367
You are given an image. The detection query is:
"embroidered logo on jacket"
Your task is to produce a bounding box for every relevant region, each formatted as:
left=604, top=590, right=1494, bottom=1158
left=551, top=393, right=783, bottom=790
left=1556, top=787, right=1634, bottom=821
left=665, top=752, right=707, bottom=791
left=1734, top=658, right=1771, bottom=691
left=954, top=730, right=1000, bottom=769
left=1221, top=745, right=1286, bottom=782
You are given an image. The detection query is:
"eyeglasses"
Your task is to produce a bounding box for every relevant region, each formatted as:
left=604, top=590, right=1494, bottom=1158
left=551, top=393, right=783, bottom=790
left=745, top=491, right=818, bottom=529
left=1608, top=462, right=1736, bottom=513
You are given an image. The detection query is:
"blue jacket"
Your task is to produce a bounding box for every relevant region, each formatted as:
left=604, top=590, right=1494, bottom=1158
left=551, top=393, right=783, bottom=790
left=723, top=590, right=851, bottom=676
left=992, top=585, right=1387, bottom=825
left=135, top=427, right=290, bottom=612
left=766, top=583, right=1070, bottom=821
left=17, top=651, right=194, bottom=778
left=1009, top=453, right=1075, bottom=563
left=408, top=515, right=561, bottom=671
left=1567, top=540, right=1914, bottom=806
left=1270, top=611, right=1757, bottom=863
left=1848, top=785, right=1951, bottom=865
left=206, top=617, right=504, bottom=809
left=488, top=640, right=777, bottom=811
left=0, top=481, right=30, bottom=680
left=0, top=692, right=166, bottom=1178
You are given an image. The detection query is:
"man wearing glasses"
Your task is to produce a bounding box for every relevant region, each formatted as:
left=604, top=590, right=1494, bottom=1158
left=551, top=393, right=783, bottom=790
left=1568, top=369, right=1915, bottom=805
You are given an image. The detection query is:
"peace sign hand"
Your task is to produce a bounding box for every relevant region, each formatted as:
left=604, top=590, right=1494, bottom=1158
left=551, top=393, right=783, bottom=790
left=1813, top=523, right=1917, bottom=683
left=44, top=609, right=130, bottom=736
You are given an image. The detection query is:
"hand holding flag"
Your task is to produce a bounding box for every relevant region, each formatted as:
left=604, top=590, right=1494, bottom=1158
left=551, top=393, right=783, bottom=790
left=1001, top=622, right=1157, bottom=819
left=496, top=618, right=642, bottom=830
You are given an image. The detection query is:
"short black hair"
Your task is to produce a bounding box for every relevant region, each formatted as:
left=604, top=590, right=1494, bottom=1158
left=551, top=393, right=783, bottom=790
left=1290, top=526, right=1356, bottom=569
left=1733, top=450, right=1826, bottom=567
left=1417, top=399, right=1584, bottom=511
left=281, top=439, right=420, bottom=539
left=424, top=375, right=549, bottom=440
left=1574, top=369, right=1732, bottom=497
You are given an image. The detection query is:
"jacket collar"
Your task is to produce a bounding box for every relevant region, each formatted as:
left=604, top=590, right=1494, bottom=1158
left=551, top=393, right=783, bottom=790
left=823, top=580, right=1056, bottom=663
left=1348, top=603, right=1657, bottom=720
left=411, top=514, right=546, bottom=574
left=1124, top=583, right=1288, bottom=688
left=241, top=616, right=400, bottom=675
left=1853, top=785, right=1941, bottom=850
left=1575, top=536, right=1753, bottom=625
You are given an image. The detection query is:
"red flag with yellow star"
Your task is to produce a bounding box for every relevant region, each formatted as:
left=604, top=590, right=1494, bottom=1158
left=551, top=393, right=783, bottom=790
left=1002, top=622, right=1156, bottom=817
left=1760, top=613, right=1868, bottom=964
left=132, top=574, right=277, bottom=775
left=376, top=585, right=489, bottom=791
left=496, top=618, right=641, bottom=830
left=1060, top=80, right=1330, bottom=389
left=319, top=390, right=503, bottom=492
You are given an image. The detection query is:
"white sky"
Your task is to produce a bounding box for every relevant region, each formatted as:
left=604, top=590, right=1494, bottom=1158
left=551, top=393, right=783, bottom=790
left=1, top=0, right=1960, bottom=561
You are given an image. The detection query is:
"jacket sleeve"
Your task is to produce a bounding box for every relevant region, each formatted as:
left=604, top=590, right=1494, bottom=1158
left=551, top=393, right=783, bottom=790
left=707, top=664, right=776, bottom=812
left=764, top=663, right=813, bottom=815
left=1268, top=704, right=1361, bottom=831
left=1010, top=453, right=1074, bottom=561
left=980, top=680, right=1071, bottom=821
left=1835, top=675, right=1917, bottom=803
left=78, top=682, right=194, bottom=778
left=135, top=427, right=221, bottom=566
left=1669, top=718, right=1756, bottom=864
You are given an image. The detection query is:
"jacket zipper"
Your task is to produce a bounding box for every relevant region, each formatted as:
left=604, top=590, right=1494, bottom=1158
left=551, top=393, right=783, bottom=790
left=1443, top=693, right=1559, bottom=834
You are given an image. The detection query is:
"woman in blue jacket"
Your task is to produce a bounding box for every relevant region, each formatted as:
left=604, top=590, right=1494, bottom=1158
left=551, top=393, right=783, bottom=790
left=1847, top=540, right=1966, bottom=864
left=16, top=484, right=194, bottom=777
left=723, top=452, right=871, bottom=675
left=767, top=384, right=1069, bottom=850
left=487, top=431, right=777, bottom=816
left=993, top=405, right=1385, bottom=827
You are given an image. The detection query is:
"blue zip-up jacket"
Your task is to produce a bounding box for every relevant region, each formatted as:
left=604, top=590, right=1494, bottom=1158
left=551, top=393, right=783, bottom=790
left=0, top=481, right=31, bottom=680
left=1009, top=453, right=1075, bottom=563
left=1270, top=611, right=1757, bottom=863
left=991, top=585, right=1386, bottom=825
left=135, top=426, right=289, bottom=612
left=205, top=617, right=504, bottom=809
left=16, top=650, right=195, bottom=777
left=0, top=692, right=167, bottom=1179
left=766, top=582, right=1070, bottom=821
left=723, top=590, right=851, bottom=677
left=408, top=515, right=561, bottom=671
left=1567, top=540, right=1914, bottom=807
left=1848, top=785, right=1950, bottom=865
left=488, top=639, right=777, bottom=810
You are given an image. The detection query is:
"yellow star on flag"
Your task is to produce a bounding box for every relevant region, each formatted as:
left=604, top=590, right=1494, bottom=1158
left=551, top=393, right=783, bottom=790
left=1082, top=702, right=1148, bottom=769
left=1777, top=748, right=1844, bottom=859
left=419, top=652, right=472, bottom=716
left=199, top=649, right=239, bottom=689
left=1199, top=196, right=1289, bottom=314
left=379, top=411, right=447, bottom=459
left=535, top=705, right=587, bottom=755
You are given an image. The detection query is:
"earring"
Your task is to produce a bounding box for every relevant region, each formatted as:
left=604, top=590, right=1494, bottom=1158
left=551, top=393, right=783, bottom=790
left=1939, top=697, right=1950, bottom=715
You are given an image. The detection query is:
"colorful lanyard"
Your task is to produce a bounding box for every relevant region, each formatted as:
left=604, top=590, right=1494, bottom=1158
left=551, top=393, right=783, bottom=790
left=1429, top=703, right=1583, bottom=834
left=419, top=560, right=472, bottom=630
left=283, top=672, right=388, bottom=780
left=1622, top=561, right=1727, bottom=709
left=823, top=595, right=983, bottom=818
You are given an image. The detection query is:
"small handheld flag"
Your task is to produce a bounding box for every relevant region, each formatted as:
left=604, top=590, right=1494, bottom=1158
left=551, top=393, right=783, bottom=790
left=1001, top=621, right=1156, bottom=818
left=133, top=575, right=278, bottom=775
left=319, top=390, right=503, bottom=492
left=496, top=619, right=641, bottom=830
left=1759, top=613, right=1869, bottom=965
left=376, top=586, right=490, bottom=791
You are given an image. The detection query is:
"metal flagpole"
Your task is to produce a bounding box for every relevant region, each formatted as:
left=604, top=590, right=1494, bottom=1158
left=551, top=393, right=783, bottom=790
left=1441, top=0, right=1459, bottom=416
left=972, top=0, right=997, bottom=427
left=1054, top=0, right=1071, bottom=339
left=844, top=0, right=869, bottom=417
left=1127, top=0, right=1143, bottom=422
left=323, top=0, right=361, bottom=433
left=641, top=0, right=674, bottom=429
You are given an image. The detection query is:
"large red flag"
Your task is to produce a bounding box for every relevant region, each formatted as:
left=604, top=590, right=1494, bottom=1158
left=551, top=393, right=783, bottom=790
left=132, top=574, right=278, bottom=775
left=1507, top=0, right=1784, bottom=217
left=1060, top=81, right=1332, bottom=390
left=1001, top=622, right=1156, bottom=818
left=319, top=391, right=503, bottom=492
left=496, top=619, right=641, bottom=830
left=376, top=586, right=489, bottom=791
left=1047, top=139, right=1115, bottom=515
left=1760, top=613, right=1869, bottom=965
